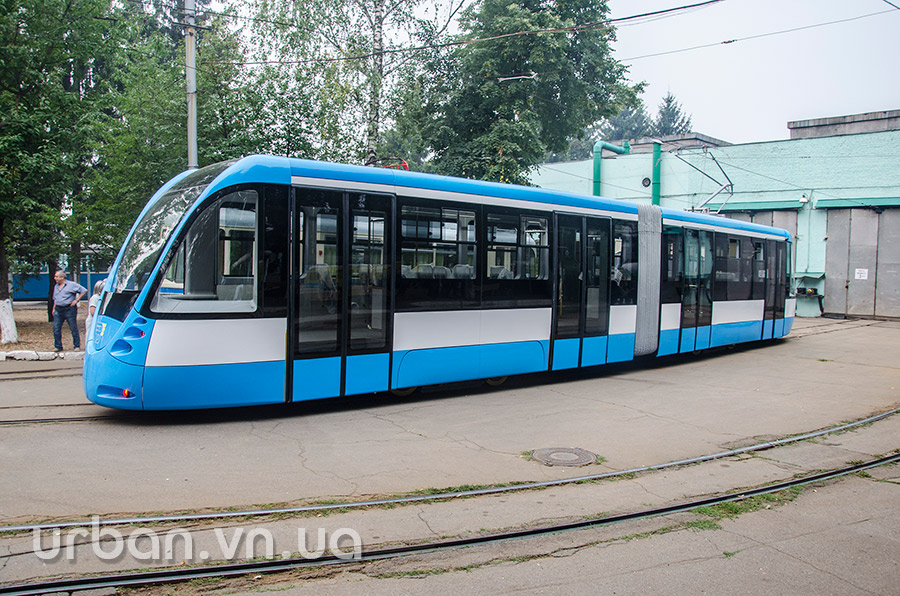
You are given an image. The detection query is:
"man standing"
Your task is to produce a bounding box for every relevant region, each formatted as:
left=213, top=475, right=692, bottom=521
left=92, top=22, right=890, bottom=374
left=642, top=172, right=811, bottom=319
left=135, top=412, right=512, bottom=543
left=52, top=270, right=87, bottom=352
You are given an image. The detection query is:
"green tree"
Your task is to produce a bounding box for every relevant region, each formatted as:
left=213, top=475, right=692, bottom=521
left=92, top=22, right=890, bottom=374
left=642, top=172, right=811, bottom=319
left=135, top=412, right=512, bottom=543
left=252, top=0, right=469, bottom=163
left=600, top=101, right=653, bottom=141
left=411, top=0, right=638, bottom=184
left=0, top=0, right=118, bottom=339
left=652, top=91, right=692, bottom=136
left=83, top=10, right=278, bottom=264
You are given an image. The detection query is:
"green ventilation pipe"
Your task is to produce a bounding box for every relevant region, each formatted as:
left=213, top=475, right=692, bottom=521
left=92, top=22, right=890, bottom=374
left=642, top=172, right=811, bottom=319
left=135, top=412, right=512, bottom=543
left=651, top=141, right=661, bottom=206
left=592, top=140, right=630, bottom=196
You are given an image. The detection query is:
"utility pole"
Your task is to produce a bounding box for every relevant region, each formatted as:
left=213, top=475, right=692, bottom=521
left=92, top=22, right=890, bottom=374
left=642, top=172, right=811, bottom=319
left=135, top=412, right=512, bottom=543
left=185, top=0, right=198, bottom=170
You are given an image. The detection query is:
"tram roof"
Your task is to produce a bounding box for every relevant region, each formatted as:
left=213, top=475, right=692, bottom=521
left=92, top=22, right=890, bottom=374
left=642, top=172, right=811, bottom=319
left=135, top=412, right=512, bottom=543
left=203, top=155, right=791, bottom=241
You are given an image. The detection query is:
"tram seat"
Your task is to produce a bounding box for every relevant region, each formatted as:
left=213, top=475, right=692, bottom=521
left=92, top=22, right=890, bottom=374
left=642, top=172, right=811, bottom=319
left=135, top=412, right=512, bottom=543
left=401, top=265, right=411, bottom=278
left=371, top=265, right=384, bottom=285
left=412, top=264, right=433, bottom=278
left=299, top=264, right=337, bottom=316
left=306, top=264, right=336, bottom=290
left=490, top=266, right=513, bottom=279
left=216, top=277, right=254, bottom=301
left=355, top=264, right=370, bottom=285
left=433, top=266, right=451, bottom=279
left=452, top=264, right=473, bottom=279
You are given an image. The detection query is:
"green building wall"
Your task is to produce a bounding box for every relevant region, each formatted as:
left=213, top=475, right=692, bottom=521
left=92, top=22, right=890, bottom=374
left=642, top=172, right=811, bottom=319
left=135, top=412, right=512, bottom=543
left=532, top=130, right=900, bottom=318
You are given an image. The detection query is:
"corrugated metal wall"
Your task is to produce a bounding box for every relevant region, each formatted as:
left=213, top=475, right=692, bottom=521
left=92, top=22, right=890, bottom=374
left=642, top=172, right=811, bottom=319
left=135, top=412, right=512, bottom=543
left=824, top=208, right=900, bottom=318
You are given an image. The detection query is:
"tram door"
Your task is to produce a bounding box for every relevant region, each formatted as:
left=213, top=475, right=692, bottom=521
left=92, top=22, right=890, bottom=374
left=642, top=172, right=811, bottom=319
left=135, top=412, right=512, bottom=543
left=291, top=189, right=392, bottom=401
left=680, top=229, right=714, bottom=352
left=552, top=214, right=610, bottom=370
left=762, top=239, right=786, bottom=340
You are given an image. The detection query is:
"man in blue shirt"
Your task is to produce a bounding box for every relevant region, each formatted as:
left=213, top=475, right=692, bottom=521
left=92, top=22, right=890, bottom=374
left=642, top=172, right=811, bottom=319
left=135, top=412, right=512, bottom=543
left=52, top=271, right=87, bottom=351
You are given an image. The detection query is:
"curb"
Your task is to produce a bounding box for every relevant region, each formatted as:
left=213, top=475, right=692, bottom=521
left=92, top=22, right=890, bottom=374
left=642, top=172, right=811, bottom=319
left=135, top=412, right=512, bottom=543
left=0, top=350, right=84, bottom=361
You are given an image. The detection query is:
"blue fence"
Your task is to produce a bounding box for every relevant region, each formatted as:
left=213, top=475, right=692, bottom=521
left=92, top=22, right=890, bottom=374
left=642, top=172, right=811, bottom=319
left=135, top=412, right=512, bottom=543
left=11, top=272, right=109, bottom=301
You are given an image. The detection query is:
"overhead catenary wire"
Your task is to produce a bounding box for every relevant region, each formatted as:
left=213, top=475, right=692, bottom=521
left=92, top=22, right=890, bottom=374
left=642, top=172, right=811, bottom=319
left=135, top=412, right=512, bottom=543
left=619, top=8, right=897, bottom=62
left=212, top=0, right=728, bottom=67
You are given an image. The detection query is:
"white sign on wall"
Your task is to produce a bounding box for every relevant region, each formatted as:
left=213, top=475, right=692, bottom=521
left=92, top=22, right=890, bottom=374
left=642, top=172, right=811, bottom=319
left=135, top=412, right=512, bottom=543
left=855, top=268, right=869, bottom=280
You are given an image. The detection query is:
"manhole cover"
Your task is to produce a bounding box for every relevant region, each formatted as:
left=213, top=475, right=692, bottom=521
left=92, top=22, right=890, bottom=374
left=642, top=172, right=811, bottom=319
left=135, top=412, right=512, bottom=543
left=531, top=447, right=596, bottom=467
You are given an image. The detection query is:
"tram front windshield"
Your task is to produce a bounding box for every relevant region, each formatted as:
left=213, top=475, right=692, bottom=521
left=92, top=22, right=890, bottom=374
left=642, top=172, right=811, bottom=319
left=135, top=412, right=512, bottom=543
left=102, top=161, right=234, bottom=320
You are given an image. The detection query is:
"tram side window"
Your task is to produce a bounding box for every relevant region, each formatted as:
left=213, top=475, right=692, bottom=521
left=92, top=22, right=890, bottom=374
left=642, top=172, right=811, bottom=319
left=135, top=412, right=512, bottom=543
left=485, top=213, right=549, bottom=280
left=151, top=189, right=258, bottom=314
left=751, top=240, right=766, bottom=300
left=611, top=220, right=638, bottom=305
left=483, top=212, right=551, bottom=307
left=660, top=225, right=683, bottom=304
left=784, top=241, right=794, bottom=299
left=486, top=213, right=518, bottom=280
left=397, top=201, right=477, bottom=311
left=714, top=235, right=751, bottom=301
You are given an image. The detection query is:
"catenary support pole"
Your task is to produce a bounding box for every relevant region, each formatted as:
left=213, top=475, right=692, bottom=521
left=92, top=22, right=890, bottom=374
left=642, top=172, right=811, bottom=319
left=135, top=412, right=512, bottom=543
left=185, top=0, right=198, bottom=170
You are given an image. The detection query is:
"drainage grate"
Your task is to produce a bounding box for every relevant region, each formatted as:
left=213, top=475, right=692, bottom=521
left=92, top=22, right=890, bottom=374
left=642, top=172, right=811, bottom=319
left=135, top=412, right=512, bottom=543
left=531, top=447, right=597, bottom=467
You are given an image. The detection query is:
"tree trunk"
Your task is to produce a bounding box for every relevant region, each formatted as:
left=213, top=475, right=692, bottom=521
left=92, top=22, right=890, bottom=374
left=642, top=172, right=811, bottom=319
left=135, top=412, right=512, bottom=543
left=47, top=258, right=58, bottom=322
left=0, top=218, right=18, bottom=344
left=71, top=241, right=82, bottom=284
left=365, top=0, right=385, bottom=163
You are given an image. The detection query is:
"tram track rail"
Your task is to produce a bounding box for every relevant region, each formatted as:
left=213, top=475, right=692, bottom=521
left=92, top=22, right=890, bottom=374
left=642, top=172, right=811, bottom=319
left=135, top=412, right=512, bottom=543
left=0, top=402, right=137, bottom=426
left=3, top=405, right=898, bottom=534
left=0, top=413, right=138, bottom=425
left=1, top=453, right=897, bottom=596
left=0, top=370, right=81, bottom=380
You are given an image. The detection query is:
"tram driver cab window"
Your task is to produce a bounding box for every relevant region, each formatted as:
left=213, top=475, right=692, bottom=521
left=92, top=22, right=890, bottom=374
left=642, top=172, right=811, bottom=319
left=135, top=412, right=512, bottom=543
left=151, top=189, right=258, bottom=314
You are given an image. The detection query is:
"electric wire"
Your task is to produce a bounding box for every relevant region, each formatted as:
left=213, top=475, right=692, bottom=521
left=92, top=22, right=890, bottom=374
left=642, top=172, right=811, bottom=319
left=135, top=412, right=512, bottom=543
left=216, top=0, right=728, bottom=67
left=619, top=9, right=896, bottom=62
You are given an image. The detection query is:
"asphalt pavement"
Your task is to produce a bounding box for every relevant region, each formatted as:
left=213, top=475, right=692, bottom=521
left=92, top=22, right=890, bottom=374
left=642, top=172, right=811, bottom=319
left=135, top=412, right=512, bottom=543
left=0, top=317, right=897, bottom=594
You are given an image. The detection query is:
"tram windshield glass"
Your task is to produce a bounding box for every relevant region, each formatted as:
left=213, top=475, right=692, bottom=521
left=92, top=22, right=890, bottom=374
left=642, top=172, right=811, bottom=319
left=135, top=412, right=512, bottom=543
left=112, top=161, right=233, bottom=295
left=100, top=161, right=234, bottom=321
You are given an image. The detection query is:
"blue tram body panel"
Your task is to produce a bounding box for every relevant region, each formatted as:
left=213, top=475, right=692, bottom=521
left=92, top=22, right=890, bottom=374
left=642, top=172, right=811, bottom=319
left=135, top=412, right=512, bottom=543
left=293, top=357, right=342, bottom=401
left=83, top=155, right=796, bottom=411
left=550, top=338, right=579, bottom=371
left=144, top=361, right=286, bottom=410
left=580, top=336, right=608, bottom=368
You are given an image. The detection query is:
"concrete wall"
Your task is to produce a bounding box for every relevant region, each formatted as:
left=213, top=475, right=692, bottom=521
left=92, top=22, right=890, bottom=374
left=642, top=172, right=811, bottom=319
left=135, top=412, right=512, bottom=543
left=788, top=110, right=900, bottom=139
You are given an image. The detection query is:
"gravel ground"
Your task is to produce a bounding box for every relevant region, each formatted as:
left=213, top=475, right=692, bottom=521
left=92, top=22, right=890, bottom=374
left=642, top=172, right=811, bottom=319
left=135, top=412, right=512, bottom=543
left=1, top=302, right=89, bottom=352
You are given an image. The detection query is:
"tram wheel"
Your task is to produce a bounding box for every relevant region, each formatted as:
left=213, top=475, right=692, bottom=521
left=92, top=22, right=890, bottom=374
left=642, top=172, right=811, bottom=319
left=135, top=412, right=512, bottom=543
left=485, top=376, right=508, bottom=387
left=390, top=386, right=417, bottom=397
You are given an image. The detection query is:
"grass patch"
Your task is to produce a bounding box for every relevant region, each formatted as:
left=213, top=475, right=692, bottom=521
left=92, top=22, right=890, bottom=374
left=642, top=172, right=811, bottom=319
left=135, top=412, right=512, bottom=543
left=694, top=487, right=803, bottom=520
left=684, top=519, right=722, bottom=531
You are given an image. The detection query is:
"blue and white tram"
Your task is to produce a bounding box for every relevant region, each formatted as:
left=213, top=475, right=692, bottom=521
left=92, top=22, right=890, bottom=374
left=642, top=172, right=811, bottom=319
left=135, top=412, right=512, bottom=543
left=84, top=155, right=795, bottom=410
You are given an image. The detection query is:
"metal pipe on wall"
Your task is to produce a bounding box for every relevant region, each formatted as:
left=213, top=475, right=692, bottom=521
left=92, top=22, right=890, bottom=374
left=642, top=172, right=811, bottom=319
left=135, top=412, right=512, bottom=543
left=592, top=140, right=630, bottom=196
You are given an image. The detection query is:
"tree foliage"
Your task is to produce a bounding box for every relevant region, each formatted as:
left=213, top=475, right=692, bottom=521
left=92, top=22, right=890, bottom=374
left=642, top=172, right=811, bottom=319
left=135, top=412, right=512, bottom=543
left=599, top=101, right=653, bottom=142
left=81, top=6, right=283, bottom=265
left=554, top=92, right=693, bottom=161
left=403, top=0, right=638, bottom=184
left=252, top=0, right=465, bottom=163
left=0, top=0, right=117, bottom=297
left=0, top=0, right=648, bottom=316
left=652, top=91, right=692, bottom=136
